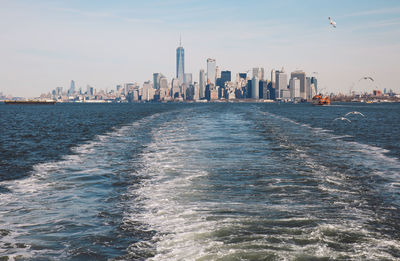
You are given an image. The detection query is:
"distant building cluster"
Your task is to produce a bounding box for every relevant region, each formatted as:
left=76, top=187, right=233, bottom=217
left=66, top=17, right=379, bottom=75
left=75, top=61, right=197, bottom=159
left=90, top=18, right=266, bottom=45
left=29, top=40, right=397, bottom=103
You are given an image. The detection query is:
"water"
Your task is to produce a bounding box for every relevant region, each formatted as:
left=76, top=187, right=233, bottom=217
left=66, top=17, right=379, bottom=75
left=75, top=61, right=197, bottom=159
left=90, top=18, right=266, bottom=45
left=1, top=102, right=400, bottom=260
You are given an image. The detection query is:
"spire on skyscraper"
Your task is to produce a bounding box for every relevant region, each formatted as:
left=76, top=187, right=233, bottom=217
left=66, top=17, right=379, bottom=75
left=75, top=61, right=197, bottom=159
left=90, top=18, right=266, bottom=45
left=176, top=36, right=185, bottom=84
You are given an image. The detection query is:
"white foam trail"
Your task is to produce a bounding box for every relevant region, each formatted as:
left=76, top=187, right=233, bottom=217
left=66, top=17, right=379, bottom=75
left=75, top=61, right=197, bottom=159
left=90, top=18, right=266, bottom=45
left=121, top=107, right=400, bottom=260
left=124, top=117, right=220, bottom=260
left=0, top=113, right=163, bottom=259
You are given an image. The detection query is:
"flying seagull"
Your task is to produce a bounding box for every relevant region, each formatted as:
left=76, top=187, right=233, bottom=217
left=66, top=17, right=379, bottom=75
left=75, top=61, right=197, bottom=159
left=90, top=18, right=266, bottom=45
left=328, top=17, right=337, bottom=28
left=360, top=76, right=374, bottom=82
left=345, top=111, right=365, bottom=117
left=334, top=117, right=351, bottom=123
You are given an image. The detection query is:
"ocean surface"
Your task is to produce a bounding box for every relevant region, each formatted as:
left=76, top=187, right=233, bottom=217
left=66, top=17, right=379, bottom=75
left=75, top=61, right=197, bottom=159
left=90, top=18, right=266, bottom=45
left=1, top=102, right=400, bottom=260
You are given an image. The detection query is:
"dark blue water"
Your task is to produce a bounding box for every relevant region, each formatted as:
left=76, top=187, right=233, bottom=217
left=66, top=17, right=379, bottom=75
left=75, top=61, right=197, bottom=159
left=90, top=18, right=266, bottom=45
left=1, top=102, right=400, bottom=260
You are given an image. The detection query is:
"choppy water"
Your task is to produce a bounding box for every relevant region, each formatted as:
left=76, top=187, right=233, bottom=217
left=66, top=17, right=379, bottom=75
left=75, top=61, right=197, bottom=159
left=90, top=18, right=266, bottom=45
left=1, top=102, right=400, bottom=260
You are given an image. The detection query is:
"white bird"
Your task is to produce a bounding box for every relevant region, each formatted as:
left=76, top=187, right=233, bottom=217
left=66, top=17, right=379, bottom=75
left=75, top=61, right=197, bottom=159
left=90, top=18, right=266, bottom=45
left=328, top=17, right=337, bottom=28
left=334, top=117, right=351, bottom=123
left=345, top=111, right=365, bottom=117
left=359, top=76, right=374, bottom=82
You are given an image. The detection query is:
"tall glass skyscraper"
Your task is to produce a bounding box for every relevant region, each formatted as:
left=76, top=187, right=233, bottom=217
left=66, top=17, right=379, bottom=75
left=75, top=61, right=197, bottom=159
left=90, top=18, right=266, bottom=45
left=69, top=80, right=75, bottom=95
left=207, top=58, right=216, bottom=85
left=199, top=69, right=206, bottom=99
left=176, top=38, right=184, bottom=84
left=251, top=76, right=259, bottom=99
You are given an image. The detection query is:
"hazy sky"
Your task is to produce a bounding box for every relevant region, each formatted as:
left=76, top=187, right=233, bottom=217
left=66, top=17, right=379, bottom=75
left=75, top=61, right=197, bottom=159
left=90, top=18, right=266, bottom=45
left=1, top=0, right=400, bottom=97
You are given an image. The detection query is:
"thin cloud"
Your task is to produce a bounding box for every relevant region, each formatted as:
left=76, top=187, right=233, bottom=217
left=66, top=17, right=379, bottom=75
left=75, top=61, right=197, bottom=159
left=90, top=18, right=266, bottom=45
left=55, top=7, right=164, bottom=24
left=346, top=18, right=400, bottom=32
left=123, top=17, right=164, bottom=24
left=54, top=7, right=113, bottom=18
left=372, top=18, right=400, bottom=28
left=343, top=7, right=400, bottom=17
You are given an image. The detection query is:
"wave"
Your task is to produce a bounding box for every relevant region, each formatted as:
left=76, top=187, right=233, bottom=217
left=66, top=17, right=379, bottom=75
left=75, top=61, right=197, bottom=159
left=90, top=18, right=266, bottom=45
left=0, top=112, right=164, bottom=260
left=121, top=107, right=400, bottom=260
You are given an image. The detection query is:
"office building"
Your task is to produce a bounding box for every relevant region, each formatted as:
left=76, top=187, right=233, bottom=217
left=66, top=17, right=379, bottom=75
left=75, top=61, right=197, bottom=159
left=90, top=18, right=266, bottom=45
left=311, top=77, right=318, bottom=94
left=291, top=70, right=306, bottom=99
left=238, top=73, right=247, bottom=80
left=253, top=68, right=264, bottom=81
left=171, top=78, right=180, bottom=98
left=159, top=77, right=169, bottom=100
left=184, top=73, right=193, bottom=85
left=271, top=69, right=276, bottom=89
left=260, top=80, right=268, bottom=99
left=247, top=79, right=252, bottom=98
left=69, top=80, right=75, bottom=95
left=306, top=77, right=312, bottom=100
left=275, top=68, right=288, bottom=99
left=267, top=82, right=275, bottom=100
left=199, top=69, right=206, bottom=99
left=205, top=83, right=218, bottom=100
left=193, top=82, right=200, bottom=100
left=216, top=66, right=221, bottom=79
left=176, top=39, right=184, bottom=84
left=290, top=77, right=300, bottom=98
left=252, top=77, right=259, bottom=99
left=87, top=85, right=94, bottom=96
left=153, top=73, right=162, bottom=89
left=56, top=87, right=63, bottom=96
left=280, top=89, right=291, bottom=99
left=207, top=58, right=216, bottom=85
left=221, top=71, right=231, bottom=83
left=124, top=83, right=136, bottom=94
left=217, top=70, right=231, bottom=88
left=142, top=81, right=154, bottom=101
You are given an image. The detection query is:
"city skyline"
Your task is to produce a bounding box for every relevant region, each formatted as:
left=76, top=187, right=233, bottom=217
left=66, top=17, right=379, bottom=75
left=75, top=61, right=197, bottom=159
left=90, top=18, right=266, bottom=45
left=1, top=0, right=400, bottom=97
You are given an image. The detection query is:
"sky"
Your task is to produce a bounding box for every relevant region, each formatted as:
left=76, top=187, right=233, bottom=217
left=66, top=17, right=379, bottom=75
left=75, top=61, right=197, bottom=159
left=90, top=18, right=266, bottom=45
left=1, top=0, right=400, bottom=97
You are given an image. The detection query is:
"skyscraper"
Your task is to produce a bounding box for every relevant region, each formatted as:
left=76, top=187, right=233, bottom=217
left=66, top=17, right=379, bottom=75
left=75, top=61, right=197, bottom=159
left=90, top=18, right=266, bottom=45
left=251, top=76, right=259, bottom=99
left=184, top=73, right=193, bottom=85
left=311, top=77, right=318, bottom=94
left=153, top=73, right=162, bottom=89
left=69, top=80, right=75, bottom=95
left=260, top=80, right=268, bottom=99
left=142, top=81, right=154, bottom=101
left=238, top=73, right=247, bottom=80
left=217, top=70, right=231, bottom=88
left=199, top=69, right=206, bottom=99
left=171, top=78, right=180, bottom=98
left=253, top=68, right=264, bottom=81
left=221, top=71, right=231, bottom=85
left=290, top=70, right=306, bottom=99
left=290, top=77, right=300, bottom=98
left=305, top=77, right=312, bottom=100
left=56, top=87, right=63, bottom=96
left=216, top=66, right=221, bottom=79
left=207, top=58, right=216, bottom=85
left=271, top=69, right=276, bottom=90
left=159, top=76, right=168, bottom=89
left=275, top=68, right=288, bottom=99
left=176, top=38, right=184, bottom=84
left=193, top=82, right=200, bottom=100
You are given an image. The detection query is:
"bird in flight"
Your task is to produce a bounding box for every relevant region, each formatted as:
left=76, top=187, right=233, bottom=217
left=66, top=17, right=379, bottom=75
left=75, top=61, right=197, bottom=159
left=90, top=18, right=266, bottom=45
left=345, top=111, right=365, bottom=117
left=360, top=76, right=374, bottom=82
left=328, top=17, right=337, bottom=28
left=334, top=117, right=351, bottom=123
